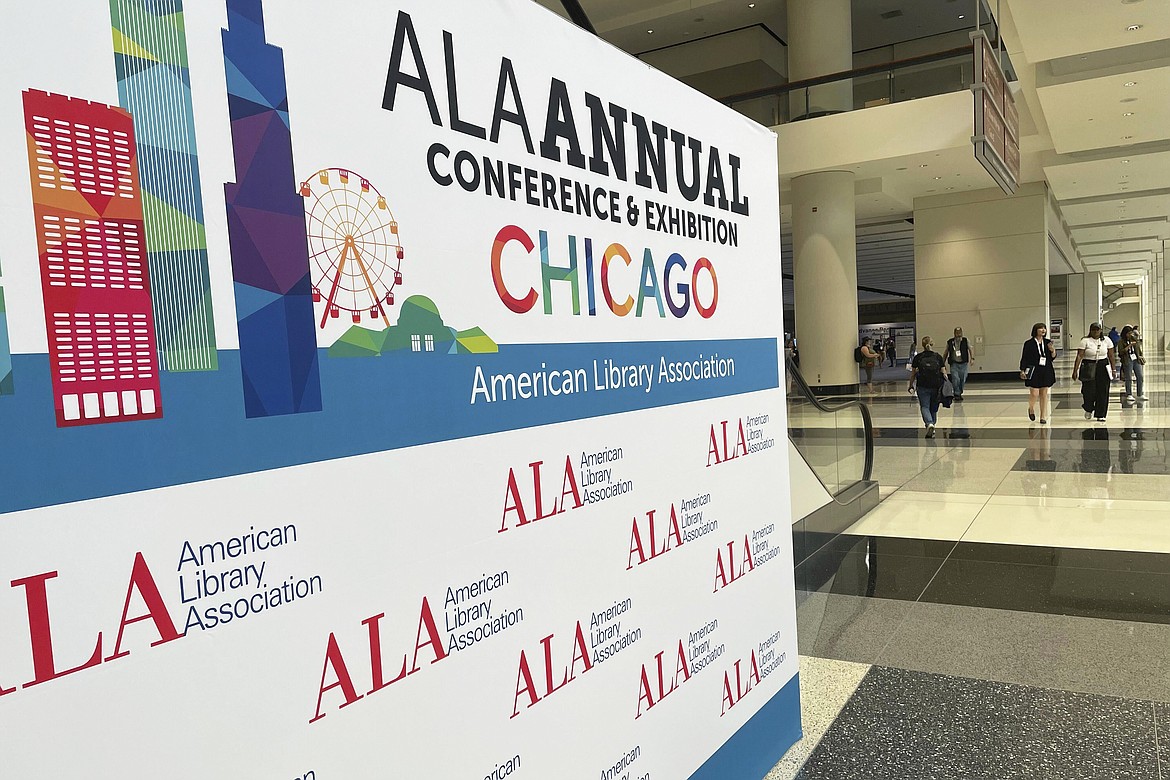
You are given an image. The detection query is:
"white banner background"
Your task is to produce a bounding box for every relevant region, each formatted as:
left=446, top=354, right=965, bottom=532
left=0, top=1, right=799, bottom=778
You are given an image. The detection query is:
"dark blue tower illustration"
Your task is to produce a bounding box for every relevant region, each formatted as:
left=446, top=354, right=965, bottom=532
left=221, top=0, right=322, bottom=417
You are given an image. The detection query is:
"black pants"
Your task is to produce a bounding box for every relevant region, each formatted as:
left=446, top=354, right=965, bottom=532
left=1080, top=361, right=1111, bottom=419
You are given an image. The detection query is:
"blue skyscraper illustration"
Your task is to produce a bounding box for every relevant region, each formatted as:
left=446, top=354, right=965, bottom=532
left=221, top=0, right=321, bottom=417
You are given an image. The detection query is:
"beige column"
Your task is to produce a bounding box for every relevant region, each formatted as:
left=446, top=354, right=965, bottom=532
left=914, top=183, right=1052, bottom=374
left=792, top=171, right=858, bottom=389
left=1066, top=272, right=1103, bottom=349
left=786, top=0, right=852, bottom=119
left=1162, top=244, right=1169, bottom=351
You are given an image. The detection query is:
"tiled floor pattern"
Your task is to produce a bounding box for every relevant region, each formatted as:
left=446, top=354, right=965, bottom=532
left=769, top=354, right=1170, bottom=779
left=763, top=656, right=870, bottom=779
left=796, top=667, right=1166, bottom=780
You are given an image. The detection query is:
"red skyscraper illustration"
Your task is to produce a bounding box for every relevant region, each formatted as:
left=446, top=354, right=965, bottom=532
left=22, top=90, right=162, bottom=427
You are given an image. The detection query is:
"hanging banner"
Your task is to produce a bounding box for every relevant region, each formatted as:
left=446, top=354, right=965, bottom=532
left=0, top=1, right=799, bottom=778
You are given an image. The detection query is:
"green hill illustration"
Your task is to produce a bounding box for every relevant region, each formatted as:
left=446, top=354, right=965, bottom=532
left=329, top=295, right=497, bottom=358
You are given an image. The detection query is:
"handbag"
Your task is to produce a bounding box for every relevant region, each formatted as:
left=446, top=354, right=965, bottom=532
left=1078, top=361, right=1096, bottom=382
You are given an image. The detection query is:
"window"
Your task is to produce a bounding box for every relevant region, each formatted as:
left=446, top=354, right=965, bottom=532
left=424, top=334, right=434, bottom=352
left=411, top=334, right=420, bottom=352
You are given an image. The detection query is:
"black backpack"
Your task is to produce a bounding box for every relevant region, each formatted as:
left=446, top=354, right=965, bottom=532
left=854, top=346, right=864, bottom=364
left=916, top=351, right=944, bottom=388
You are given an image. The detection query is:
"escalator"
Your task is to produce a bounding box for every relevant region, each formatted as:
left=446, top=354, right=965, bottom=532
left=785, top=356, right=879, bottom=567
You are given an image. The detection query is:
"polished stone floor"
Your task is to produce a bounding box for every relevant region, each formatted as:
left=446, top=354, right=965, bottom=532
left=772, top=352, right=1170, bottom=779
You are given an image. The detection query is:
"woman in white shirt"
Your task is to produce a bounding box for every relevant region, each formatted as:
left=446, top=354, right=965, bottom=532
left=1071, top=323, right=1117, bottom=422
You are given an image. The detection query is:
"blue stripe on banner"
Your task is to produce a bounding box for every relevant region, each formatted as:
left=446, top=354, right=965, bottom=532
left=0, top=339, right=777, bottom=513
left=688, top=672, right=802, bottom=780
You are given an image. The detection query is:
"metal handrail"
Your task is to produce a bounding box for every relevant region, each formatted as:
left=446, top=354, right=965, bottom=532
left=721, top=44, right=974, bottom=107
left=785, top=355, right=874, bottom=486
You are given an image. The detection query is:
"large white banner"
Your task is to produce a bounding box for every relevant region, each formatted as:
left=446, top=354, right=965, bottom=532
left=0, top=2, right=799, bottom=778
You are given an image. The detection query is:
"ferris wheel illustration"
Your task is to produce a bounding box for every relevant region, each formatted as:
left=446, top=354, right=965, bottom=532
left=300, top=167, right=405, bottom=330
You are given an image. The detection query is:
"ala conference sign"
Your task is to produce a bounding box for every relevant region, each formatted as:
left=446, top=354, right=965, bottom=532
left=0, top=1, right=800, bottom=778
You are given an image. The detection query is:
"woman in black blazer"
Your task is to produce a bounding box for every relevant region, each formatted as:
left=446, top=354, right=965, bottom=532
left=1019, top=322, right=1056, bottom=423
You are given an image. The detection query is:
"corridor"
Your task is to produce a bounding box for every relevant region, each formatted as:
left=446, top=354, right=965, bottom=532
left=774, top=353, right=1170, bottom=779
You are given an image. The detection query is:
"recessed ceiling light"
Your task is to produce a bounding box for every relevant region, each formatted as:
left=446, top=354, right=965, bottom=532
left=1127, top=24, right=1143, bottom=31
left=1123, top=135, right=1134, bottom=139
left=896, top=167, right=908, bottom=171
left=933, top=176, right=942, bottom=180
left=920, top=164, right=928, bottom=168
left=647, top=29, right=654, bottom=33
left=959, top=14, right=965, bottom=19
left=1123, top=112, right=1135, bottom=116
left=945, top=187, right=955, bottom=190
left=1124, top=81, right=1137, bottom=87
left=748, top=2, right=756, bottom=7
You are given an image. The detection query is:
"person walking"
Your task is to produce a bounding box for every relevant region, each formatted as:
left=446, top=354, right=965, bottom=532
left=1019, top=322, right=1056, bottom=423
left=945, top=327, right=973, bottom=400
left=908, top=336, right=947, bottom=438
left=1118, top=325, right=1146, bottom=401
left=1108, top=326, right=1121, bottom=349
left=1072, top=323, right=1116, bottom=422
left=886, top=339, right=896, bottom=367
left=859, top=337, right=880, bottom=391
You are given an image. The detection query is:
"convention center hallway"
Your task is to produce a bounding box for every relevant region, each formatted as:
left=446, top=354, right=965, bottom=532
left=771, top=353, right=1170, bottom=779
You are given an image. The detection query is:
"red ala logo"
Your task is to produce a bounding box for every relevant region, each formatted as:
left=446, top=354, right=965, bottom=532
left=707, top=419, right=748, bottom=466
left=721, top=649, right=761, bottom=716
left=309, top=597, right=447, bottom=724
left=499, top=456, right=583, bottom=533
left=627, top=505, right=683, bottom=569
left=635, top=640, right=691, bottom=719
left=0, top=554, right=181, bottom=697
left=511, top=621, right=592, bottom=718
left=713, top=536, right=755, bottom=592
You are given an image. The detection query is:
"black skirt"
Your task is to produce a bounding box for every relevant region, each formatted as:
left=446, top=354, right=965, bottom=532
left=1025, top=363, right=1056, bottom=388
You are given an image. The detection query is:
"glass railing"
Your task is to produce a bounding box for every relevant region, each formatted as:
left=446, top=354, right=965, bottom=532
left=724, top=46, right=974, bottom=127
left=785, top=356, right=873, bottom=497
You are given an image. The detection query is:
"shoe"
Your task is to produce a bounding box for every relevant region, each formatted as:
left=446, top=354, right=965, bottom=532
left=1084, top=411, right=1093, bottom=420
left=1139, top=395, right=1149, bottom=400
left=1028, top=411, right=1035, bottom=421
left=926, top=424, right=935, bottom=439
left=1126, top=395, right=1136, bottom=401
left=1095, top=418, right=1107, bottom=423
left=956, top=395, right=964, bottom=401
left=1040, top=419, right=1047, bottom=424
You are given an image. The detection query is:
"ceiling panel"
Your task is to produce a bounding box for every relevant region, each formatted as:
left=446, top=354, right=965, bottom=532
left=1078, top=238, right=1163, bottom=256
left=1082, top=251, right=1155, bottom=265
left=1003, top=0, right=1170, bottom=63
left=1061, top=193, right=1170, bottom=227
left=1036, top=66, right=1170, bottom=154
left=1072, top=218, right=1169, bottom=243
left=1043, top=149, right=1170, bottom=201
